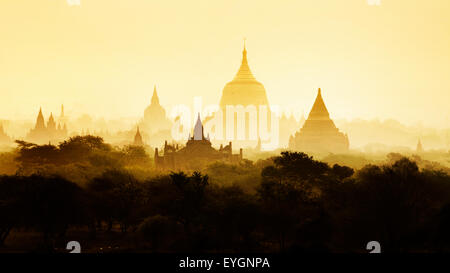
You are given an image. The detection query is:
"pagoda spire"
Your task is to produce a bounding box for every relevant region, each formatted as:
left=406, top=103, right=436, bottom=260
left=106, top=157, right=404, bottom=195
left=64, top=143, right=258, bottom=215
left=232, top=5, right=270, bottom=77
left=134, top=126, right=143, bottom=146
left=308, top=88, right=330, bottom=120
left=233, top=39, right=256, bottom=81
left=193, top=113, right=204, bottom=140
left=35, top=107, right=46, bottom=129
left=151, top=85, right=160, bottom=105
left=47, top=112, right=56, bottom=130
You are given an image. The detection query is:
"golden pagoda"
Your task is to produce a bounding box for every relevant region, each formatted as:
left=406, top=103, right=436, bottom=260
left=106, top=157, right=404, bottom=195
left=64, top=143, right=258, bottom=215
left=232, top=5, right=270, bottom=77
left=219, top=42, right=270, bottom=107
left=289, top=88, right=349, bottom=154
left=217, top=41, right=271, bottom=147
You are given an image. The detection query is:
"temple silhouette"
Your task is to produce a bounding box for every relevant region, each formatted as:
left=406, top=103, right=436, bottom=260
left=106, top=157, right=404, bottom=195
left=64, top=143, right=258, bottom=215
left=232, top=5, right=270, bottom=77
left=133, top=126, right=144, bottom=146
left=26, top=107, right=68, bottom=144
left=279, top=113, right=303, bottom=148
left=140, top=85, right=173, bottom=146
left=155, top=114, right=243, bottom=170
left=289, top=88, right=349, bottom=154
left=142, top=86, right=172, bottom=135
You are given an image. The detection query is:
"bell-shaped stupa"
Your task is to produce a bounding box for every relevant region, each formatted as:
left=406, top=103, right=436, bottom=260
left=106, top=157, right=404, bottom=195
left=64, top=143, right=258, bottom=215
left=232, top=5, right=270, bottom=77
left=142, top=85, right=172, bottom=135
left=219, top=41, right=270, bottom=107
left=216, top=41, right=271, bottom=148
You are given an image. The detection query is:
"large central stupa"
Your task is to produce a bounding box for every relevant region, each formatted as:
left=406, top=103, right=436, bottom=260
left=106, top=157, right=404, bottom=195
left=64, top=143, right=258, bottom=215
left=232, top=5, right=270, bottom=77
left=217, top=42, right=271, bottom=147
left=219, top=43, right=270, bottom=107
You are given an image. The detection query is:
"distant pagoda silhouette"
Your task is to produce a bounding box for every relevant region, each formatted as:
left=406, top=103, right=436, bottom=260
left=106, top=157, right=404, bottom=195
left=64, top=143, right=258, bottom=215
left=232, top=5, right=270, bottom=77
left=279, top=113, right=300, bottom=148
left=289, top=88, right=349, bottom=154
left=26, top=107, right=68, bottom=144
left=155, top=114, right=243, bottom=170
left=133, top=126, right=144, bottom=146
left=416, top=138, right=424, bottom=153
left=142, top=85, right=172, bottom=135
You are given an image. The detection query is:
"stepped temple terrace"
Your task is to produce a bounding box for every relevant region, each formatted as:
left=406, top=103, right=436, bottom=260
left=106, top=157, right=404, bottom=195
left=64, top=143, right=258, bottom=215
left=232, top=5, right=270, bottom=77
left=289, top=88, right=349, bottom=154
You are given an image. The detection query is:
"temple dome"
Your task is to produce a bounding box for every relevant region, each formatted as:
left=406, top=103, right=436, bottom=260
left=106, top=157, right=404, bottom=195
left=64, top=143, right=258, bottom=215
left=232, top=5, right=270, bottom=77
left=219, top=44, right=270, bottom=107
left=142, top=85, right=172, bottom=135
left=144, top=85, right=166, bottom=120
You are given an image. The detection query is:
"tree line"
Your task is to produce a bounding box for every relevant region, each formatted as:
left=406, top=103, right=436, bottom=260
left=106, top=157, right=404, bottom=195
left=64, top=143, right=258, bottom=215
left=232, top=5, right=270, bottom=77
left=0, top=136, right=450, bottom=252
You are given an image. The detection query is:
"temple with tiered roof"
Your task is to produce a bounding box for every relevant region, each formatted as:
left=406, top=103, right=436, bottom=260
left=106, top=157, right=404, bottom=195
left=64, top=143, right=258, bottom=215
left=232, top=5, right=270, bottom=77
left=289, top=88, right=349, bottom=154
left=155, top=114, right=243, bottom=170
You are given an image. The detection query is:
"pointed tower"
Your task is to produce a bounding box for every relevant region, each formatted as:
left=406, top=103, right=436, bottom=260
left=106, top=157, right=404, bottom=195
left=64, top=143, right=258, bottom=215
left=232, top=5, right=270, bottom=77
left=289, top=88, right=349, bottom=154
left=35, top=107, right=46, bottom=130
left=416, top=139, right=424, bottom=153
left=232, top=40, right=256, bottom=81
left=58, top=104, right=68, bottom=125
left=151, top=85, right=160, bottom=105
left=219, top=41, right=269, bottom=107
left=143, top=85, right=172, bottom=135
left=133, top=126, right=144, bottom=146
left=193, top=113, right=204, bottom=140
left=47, top=113, right=56, bottom=131
left=308, top=88, right=330, bottom=120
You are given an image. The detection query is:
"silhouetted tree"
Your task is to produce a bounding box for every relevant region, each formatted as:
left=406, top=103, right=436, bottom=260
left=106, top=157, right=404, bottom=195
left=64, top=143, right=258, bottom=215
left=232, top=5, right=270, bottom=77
left=341, top=158, right=439, bottom=252
left=87, top=169, right=143, bottom=233
left=0, top=175, right=89, bottom=250
left=258, top=152, right=335, bottom=251
left=121, top=145, right=151, bottom=166
left=137, top=215, right=183, bottom=251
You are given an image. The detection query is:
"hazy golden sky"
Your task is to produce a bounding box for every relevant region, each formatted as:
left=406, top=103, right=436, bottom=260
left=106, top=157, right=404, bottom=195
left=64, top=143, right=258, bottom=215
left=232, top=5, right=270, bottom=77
left=1, top=0, right=449, bottom=128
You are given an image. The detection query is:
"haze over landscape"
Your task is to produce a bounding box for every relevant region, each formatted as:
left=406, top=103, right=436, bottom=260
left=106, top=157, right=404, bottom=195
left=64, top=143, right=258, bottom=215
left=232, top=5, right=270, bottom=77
left=2, top=0, right=450, bottom=256
left=1, top=0, right=449, bottom=130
